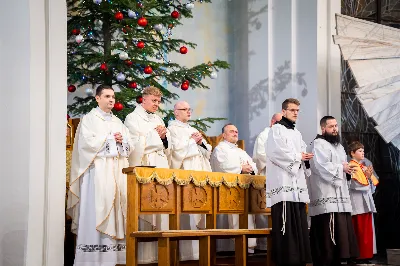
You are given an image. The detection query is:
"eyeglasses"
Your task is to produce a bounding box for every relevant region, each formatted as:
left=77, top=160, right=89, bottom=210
left=176, top=108, right=192, bottom=112
left=286, top=109, right=300, bottom=113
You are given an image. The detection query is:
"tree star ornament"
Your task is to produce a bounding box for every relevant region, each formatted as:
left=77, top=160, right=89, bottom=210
left=116, top=72, right=126, bottom=81
left=119, top=52, right=129, bottom=60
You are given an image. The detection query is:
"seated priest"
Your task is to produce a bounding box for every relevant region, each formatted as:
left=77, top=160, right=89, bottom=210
left=210, top=123, right=258, bottom=253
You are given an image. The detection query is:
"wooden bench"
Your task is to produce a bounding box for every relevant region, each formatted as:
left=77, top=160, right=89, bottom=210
left=123, top=167, right=272, bottom=266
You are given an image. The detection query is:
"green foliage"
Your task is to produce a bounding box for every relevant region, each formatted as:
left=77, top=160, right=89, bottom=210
left=67, top=0, right=229, bottom=130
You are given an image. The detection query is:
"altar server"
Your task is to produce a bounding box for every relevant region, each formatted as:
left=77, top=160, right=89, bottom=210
left=265, top=98, right=313, bottom=266
left=307, top=116, right=359, bottom=266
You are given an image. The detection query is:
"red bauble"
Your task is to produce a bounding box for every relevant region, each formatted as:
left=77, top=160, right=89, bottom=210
left=100, top=63, right=108, bottom=71
left=68, top=85, right=76, bottom=92
left=113, top=102, right=124, bottom=111
left=114, top=11, right=124, bottom=21
left=183, top=80, right=189, bottom=84
left=137, top=17, right=148, bottom=27
left=125, top=60, right=133, bottom=67
left=144, top=66, right=153, bottom=74
left=71, top=29, right=80, bottom=35
left=179, top=46, right=188, bottom=54
left=171, top=10, right=180, bottom=19
left=122, top=26, right=130, bottom=33
left=136, top=96, right=143, bottom=104
left=137, top=2, right=143, bottom=8
left=168, top=24, right=174, bottom=29
left=128, top=82, right=138, bottom=89
left=137, top=41, right=145, bottom=49
left=181, top=82, right=189, bottom=91
left=67, top=114, right=70, bottom=120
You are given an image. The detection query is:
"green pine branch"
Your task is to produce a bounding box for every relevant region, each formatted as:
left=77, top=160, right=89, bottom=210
left=67, top=0, right=229, bottom=131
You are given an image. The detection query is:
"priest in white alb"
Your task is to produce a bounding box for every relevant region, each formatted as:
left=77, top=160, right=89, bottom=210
left=252, top=112, right=281, bottom=251
left=168, top=100, right=212, bottom=261
left=307, top=116, right=359, bottom=266
left=265, top=98, right=313, bottom=266
left=210, top=123, right=258, bottom=252
left=124, top=86, right=170, bottom=263
left=67, top=85, right=133, bottom=266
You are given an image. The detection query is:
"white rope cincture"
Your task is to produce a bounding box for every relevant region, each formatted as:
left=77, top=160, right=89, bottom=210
left=329, top=213, right=336, bottom=245
left=281, top=201, right=287, bottom=235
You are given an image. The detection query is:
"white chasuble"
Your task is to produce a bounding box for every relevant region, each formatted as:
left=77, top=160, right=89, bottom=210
left=167, top=119, right=212, bottom=261
left=66, top=108, right=133, bottom=266
left=252, top=127, right=270, bottom=250
left=210, top=140, right=258, bottom=252
left=124, top=104, right=170, bottom=263
left=124, top=104, right=170, bottom=168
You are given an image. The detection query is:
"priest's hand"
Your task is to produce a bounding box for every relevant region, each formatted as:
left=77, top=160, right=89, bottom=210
left=114, top=132, right=123, bottom=143
left=155, top=125, right=167, bottom=139
left=241, top=163, right=253, bottom=174
left=301, top=152, right=314, bottom=161
left=191, top=132, right=203, bottom=144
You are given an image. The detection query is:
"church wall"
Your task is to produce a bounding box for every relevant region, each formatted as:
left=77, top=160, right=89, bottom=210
left=0, top=0, right=67, bottom=265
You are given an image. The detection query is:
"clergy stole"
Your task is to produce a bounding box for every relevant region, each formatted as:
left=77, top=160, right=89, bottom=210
left=125, top=105, right=170, bottom=168
left=67, top=108, right=132, bottom=239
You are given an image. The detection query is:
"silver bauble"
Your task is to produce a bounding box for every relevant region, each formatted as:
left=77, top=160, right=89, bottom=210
left=128, top=10, right=137, bottom=19
left=75, top=34, right=84, bottom=44
left=210, top=71, right=218, bottom=79
left=119, top=52, right=129, bottom=60
left=153, top=24, right=163, bottom=31
left=116, top=72, right=126, bottom=82
left=186, top=3, right=194, bottom=9
left=85, top=88, right=94, bottom=96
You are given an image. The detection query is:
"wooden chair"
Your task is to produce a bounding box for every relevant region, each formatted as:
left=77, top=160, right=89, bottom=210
left=122, top=167, right=271, bottom=266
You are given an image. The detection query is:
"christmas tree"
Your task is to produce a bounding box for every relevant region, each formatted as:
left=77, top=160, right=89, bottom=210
left=67, top=0, right=229, bottom=132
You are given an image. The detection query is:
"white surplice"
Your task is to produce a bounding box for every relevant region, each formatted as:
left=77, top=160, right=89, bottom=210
left=210, top=140, right=258, bottom=252
left=307, top=138, right=352, bottom=217
left=124, top=104, right=170, bottom=263
left=252, top=127, right=270, bottom=250
left=67, top=107, right=133, bottom=266
left=265, top=124, right=310, bottom=206
left=168, top=119, right=212, bottom=260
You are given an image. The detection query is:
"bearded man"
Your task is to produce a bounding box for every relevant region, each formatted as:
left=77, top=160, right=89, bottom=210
left=307, top=116, right=359, bottom=266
